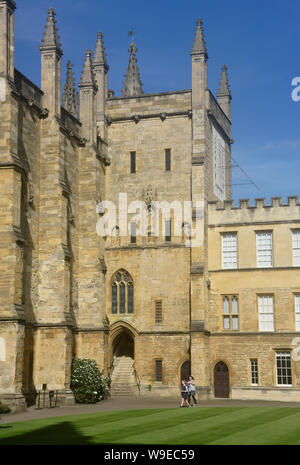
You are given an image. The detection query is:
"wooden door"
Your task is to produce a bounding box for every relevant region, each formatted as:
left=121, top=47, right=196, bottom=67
left=214, top=361, right=229, bottom=398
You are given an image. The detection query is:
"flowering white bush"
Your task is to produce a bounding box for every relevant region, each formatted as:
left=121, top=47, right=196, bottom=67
left=71, top=358, right=110, bottom=404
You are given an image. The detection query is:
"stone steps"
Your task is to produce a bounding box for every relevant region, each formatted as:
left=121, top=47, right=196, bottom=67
left=110, top=356, right=139, bottom=397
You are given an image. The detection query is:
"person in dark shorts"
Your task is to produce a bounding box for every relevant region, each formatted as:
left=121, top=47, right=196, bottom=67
left=188, top=375, right=197, bottom=407
left=180, top=380, right=191, bottom=407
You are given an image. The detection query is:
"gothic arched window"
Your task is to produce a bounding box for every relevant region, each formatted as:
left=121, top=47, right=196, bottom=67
left=111, top=269, right=134, bottom=314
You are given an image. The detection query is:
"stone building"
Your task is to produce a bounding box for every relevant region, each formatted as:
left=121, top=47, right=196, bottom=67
left=0, top=2, right=299, bottom=411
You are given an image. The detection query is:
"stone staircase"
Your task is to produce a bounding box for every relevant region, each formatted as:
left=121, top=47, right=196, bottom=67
left=110, top=356, right=139, bottom=396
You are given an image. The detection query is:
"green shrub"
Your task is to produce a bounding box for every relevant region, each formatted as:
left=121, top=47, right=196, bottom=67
left=71, top=358, right=110, bottom=404
left=0, top=401, right=11, bottom=414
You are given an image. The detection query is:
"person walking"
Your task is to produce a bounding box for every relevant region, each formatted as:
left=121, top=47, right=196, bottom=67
left=188, top=376, right=197, bottom=407
left=180, top=380, right=191, bottom=408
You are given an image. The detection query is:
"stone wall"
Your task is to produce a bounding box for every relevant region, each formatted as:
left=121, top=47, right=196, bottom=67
left=210, top=334, right=300, bottom=396
left=206, top=198, right=300, bottom=401
left=105, top=91, right=193, bottom=391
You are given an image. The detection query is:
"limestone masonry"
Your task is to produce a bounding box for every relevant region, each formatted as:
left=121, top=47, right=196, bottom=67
left=0, top=2, right=299, bottom=412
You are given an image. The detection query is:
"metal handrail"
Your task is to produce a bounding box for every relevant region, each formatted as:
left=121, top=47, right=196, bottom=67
left=109, top=356, right=116, bottom=377
left=133, top=362, right=141, bottom=396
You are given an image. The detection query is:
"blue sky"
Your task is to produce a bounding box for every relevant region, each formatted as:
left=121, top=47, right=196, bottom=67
left=14, top=0, right=300, bottom=202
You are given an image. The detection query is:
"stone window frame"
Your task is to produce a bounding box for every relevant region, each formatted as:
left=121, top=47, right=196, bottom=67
left=165, top=148, right=171, bottom=171
left=155, top=300, right=163, bottom=324
left=275, top=351, right=293, bottom=387
left=221, top=232, right=238, bottom=269
left=111, top=269, right=134, bottom=315
left=155, top=359, right=163, bottom=382
left=130, top=222, right=137, bottom=244
left=292, top=229, right=300, bottom=267
left=165, top=219, right=171, bottom=242
left=130, top=151, right=136, bottom=174
left=257, top=294, right=275, bottom=332
left=250, top=359, right=259, bottom=386
left=256, top=230, right=273, bottom=268
left=222, top=294, right=239, bottom=331
left=294, top=294, right=300, bottom=331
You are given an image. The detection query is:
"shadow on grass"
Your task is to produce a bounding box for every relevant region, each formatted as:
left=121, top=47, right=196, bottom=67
left=0, top=421, right=92, bottom=445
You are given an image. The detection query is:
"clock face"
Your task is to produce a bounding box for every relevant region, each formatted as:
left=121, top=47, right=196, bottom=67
left=213, top=126, right=226, bottom=201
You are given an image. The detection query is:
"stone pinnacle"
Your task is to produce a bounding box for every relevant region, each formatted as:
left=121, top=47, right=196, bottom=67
left=121, top=40, right=144, bottom=97
left=40, top=7, right=63, bottom=56
left=191, top=18, right=208, bottom=59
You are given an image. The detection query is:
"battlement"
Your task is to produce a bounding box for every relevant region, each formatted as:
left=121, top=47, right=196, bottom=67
left=208, top=196, right=300, bottom=226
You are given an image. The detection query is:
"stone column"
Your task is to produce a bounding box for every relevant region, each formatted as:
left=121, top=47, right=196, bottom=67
left=33, top=8, right=75, bottom=405
left=190, top=19, right=211, bottom=394
left=76, top=50, right=107, bottom=371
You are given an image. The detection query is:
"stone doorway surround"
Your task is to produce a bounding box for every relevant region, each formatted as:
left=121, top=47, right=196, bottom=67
left=108, top=321, right=138, bottom=374
left=214, top=361, right=230, bottom=398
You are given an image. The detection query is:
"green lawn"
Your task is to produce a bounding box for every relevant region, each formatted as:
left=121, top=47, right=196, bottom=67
left=1, top=407, right=300, bottom=445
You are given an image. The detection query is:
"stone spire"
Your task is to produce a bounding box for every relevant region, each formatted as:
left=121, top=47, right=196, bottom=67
left=40, top=7, right=63, bottom=56
left=79, top=50, right=98, bottom=143
left=122, top=40, right=143, bottom=97
left=217, top=65, right=232, bottom=119
left=217, top=65, right=231, bottom=99
left=79, top=50, right=97, bottom=88
left=93, top=31, right=109, bottom=139
left=191, top=18, right=208, bottom=59
left=62, top=61, right=79, bottom=119
left=93, top=31, right=108, bottom=70
left=40, top=7, right=63, bottom=117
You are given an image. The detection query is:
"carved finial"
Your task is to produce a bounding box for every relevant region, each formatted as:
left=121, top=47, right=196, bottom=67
left=62, top=61, right=79, bottom=118
left=93, top=31, right=109, bottom=70
left=122, top=39, right=144, bottom=97
left=40, top=7, right=63, bottom=56
left=79, top=50, right=97, bottom=88
left=191, top=18, right=208, bottom=59
left=218, top=65, right=232, bottom=99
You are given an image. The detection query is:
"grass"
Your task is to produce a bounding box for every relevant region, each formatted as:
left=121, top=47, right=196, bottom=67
left=1, top=407, right=300, bottom=445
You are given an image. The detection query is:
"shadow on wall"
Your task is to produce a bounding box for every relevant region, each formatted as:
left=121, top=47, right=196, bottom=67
left=0, top=421, right=92, bottom=445
left=113, top=331, right=134, bottom=358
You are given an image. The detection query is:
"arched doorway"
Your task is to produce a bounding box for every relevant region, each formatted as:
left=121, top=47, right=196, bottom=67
left=110, top=326, right=137, bottom=396
left=181, top=361, right=191, bottom=382
left=112, top=329, right=134, bottom=359
left=214, top=361, right=229, bottom=398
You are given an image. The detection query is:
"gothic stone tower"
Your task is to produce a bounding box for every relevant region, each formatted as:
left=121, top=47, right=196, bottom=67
left=105, top=19, right=232, bottom=396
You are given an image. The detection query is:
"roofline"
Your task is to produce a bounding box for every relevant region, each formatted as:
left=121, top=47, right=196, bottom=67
left=107, top=89, right=191, bottom=101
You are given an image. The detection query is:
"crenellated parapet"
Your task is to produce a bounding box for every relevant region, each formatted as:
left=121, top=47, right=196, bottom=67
left=208, top=196, right=300, bottom=226
left=106, top=89, right=192, bottom=122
